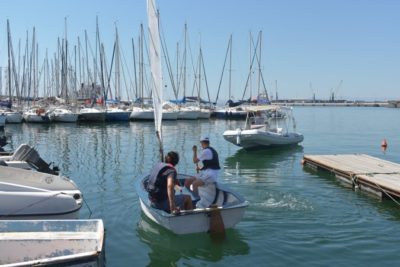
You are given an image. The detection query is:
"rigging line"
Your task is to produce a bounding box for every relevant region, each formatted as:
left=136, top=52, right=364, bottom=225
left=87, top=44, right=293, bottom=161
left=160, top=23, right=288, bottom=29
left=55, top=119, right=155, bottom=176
left=1, top=192, right=62, bottom=218
left=200, top=48, right=212, bottom=105
left=83, top=196, right=93, bottom=219
left=241, top=32, right=261, bottom=101
left=215, top=35, right=231, bottom=105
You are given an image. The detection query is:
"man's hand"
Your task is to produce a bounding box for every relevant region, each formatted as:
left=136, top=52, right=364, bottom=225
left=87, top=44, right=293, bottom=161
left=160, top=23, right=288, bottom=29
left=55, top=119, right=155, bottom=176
left=192, top=145, right=197, bottom=153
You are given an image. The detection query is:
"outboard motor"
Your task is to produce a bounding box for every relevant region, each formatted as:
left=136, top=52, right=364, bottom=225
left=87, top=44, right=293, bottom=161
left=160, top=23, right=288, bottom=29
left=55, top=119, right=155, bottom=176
left=11, top=144, right=60, bottom=175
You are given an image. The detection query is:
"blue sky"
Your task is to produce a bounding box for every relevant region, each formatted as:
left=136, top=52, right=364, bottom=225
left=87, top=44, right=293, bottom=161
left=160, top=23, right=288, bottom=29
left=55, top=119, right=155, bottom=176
left=0, top=0, right=399, bottom=101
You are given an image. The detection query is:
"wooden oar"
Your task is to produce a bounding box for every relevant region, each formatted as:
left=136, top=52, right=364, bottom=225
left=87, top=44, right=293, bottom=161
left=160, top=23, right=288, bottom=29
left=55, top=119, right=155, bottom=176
left=193, top=145, right=226, bottom=241
left=209, top=204, right=225, bottom=241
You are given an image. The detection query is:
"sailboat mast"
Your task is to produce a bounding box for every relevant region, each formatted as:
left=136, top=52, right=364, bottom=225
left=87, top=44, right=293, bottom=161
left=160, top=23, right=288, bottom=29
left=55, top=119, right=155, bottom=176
left=7, top=20, right=12, bottom=106
left=228, top=34, right=232, bottom=100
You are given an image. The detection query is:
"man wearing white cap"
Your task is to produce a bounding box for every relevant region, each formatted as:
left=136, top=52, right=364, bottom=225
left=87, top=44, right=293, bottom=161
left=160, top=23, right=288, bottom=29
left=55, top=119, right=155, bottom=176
left=185, top=135, right=221, bottom=208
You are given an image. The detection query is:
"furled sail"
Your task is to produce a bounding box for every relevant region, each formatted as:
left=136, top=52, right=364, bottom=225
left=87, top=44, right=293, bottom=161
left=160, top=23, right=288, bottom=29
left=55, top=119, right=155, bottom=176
left=147, top=0, right=164, bottom=159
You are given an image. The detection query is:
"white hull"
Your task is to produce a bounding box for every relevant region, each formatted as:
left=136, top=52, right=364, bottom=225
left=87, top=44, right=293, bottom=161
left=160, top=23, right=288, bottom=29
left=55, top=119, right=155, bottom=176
left=223, top=128, right=304, bottom=149
left=0, top=219, right=105, bottom=266
left=49, top=108, right=79, bottom=123
left=177, top=110, right=200, bottom=120
left=162, top=110, right=178, bottom=120
left=198, top=110, right=211, bottom=119
left=136, top=174, right=248, bottom=234
left=23, top=109, right=50, bottom=123
left=0, top=166, right=82, bottom=219
left=4, top=111, right=23, bottom=123
left=130, top=109, right=154, bottom=120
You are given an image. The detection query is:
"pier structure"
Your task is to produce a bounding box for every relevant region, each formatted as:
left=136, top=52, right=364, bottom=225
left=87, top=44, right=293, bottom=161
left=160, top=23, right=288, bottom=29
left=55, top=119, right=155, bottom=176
left=302, top=154, right=400, bottom=199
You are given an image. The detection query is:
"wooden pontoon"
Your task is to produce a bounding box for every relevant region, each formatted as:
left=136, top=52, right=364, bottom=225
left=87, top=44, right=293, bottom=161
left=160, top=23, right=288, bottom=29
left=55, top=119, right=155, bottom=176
left=302, top=154, right=400, bottom=199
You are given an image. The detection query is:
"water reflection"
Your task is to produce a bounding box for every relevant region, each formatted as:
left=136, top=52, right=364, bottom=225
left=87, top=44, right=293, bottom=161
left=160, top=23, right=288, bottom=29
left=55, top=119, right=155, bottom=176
left=224, top=145, right=304, bottom=174
left=137, top=214, right=249, bottom=266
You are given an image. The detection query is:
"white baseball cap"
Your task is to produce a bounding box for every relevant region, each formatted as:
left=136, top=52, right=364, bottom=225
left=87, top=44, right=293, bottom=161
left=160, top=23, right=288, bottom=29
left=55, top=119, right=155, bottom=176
left=200, top=136, right=210, bottom=142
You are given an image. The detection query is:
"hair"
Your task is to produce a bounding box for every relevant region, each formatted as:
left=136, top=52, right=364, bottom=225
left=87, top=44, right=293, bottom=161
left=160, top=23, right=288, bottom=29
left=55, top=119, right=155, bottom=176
left=166, top=151, right=179, bottom=166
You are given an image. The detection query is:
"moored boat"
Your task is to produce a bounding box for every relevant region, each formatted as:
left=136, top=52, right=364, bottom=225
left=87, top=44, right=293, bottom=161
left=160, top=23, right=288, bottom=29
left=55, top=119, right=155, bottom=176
left=0, top=166, right=82, bottom=219
left=0, top=219, right=105, bottom=266
left=223, top=106, right=304, bottom=149
left=79, top=107, right=106, bottom=122
left=48, top=108, right=79, bottom=123
left=2, top=110, right=23, bottom=123
left=23, top=108, right=51, bottom=123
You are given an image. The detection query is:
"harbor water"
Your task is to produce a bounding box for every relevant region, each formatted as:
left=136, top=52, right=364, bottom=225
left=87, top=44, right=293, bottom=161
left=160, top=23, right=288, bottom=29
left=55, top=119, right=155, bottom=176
left=2, top=106, right=400, bottom=266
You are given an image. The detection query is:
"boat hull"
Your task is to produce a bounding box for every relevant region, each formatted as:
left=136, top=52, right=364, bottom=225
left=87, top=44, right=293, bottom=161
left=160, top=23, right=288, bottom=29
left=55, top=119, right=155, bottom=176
left=4, top=111, right=23, bottom=123
left=0, top=166, right=83, bottom=219
left=23, top=114, right=51, bottom=123
left=223, top=129, right=304, bottom=149
left=130, top=110, right=154, bottom=120
left=0, top=219, right=105, bottom=266
left=105, top=111, right=131, bottom=121
left=78, top=110, right=106, bottom=122
left=136, top=174, right=248, bottom=234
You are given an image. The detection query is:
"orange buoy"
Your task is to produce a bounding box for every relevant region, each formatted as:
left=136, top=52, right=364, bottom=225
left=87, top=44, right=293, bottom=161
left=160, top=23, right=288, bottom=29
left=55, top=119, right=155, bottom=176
left=381, top=138, right=388, bottom=148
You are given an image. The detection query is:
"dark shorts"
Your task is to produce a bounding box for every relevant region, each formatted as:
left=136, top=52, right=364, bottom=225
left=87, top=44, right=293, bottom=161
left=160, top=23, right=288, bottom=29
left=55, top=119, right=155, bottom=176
left=153, top=194, right=186, bottom=213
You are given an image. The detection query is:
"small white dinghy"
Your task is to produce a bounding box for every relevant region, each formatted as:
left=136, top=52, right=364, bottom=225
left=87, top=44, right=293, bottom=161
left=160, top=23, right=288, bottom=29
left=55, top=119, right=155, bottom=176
left=223, top=106, right=304, bottom=149
left=136, top=174, right=248, bottom=235
left=137, top=0, right=248, bottom=235
left=0, top=219, right=105, bottom=266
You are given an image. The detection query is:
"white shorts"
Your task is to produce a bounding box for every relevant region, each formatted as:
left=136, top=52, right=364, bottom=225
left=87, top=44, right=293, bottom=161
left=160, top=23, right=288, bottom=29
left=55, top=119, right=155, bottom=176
left=195, top=169, right=219, bottom=184
left=196, top=182, right=217, bottom=209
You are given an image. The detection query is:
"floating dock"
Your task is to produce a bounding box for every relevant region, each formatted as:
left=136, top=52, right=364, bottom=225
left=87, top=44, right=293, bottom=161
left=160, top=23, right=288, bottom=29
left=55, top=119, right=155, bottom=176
left=302, top=154, right=400, bottom=199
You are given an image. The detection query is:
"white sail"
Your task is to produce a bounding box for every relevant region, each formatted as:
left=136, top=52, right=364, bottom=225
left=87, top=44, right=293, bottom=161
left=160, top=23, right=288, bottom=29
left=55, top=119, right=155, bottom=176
left=147, top=0, right=163, bottom=141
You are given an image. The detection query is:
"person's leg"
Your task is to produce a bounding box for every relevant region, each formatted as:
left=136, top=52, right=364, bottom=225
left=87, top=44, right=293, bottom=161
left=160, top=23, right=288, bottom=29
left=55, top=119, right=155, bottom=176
left=184, top=176, right=196, bottom=189
left=175, top=194, right=193, bottom=210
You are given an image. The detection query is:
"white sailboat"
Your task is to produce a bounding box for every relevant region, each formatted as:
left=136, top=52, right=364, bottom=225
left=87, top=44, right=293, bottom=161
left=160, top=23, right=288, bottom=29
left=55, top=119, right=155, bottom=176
left=2, top=110, right=23, bottom=123
left=223, top=106, right=304, bottom=149
left=136, top=0, right=248, bottom=235
left=79, top=107, right=106, bottom=122
left=23, top=107, right=51, bottom=123
left=48, top=107, right=79, bottom=123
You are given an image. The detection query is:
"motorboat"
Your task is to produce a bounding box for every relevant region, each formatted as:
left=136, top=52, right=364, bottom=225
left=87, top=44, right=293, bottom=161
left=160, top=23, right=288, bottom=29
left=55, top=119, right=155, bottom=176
left=48, top=108, right=79, bottom=123
left=0, top=219, right=105, bottom=266
left=136, top=174, right=248, bottom=234
left=223, top=106, right=304, bottom=149
left=23, top=108, right=51, bottom=123
left=0, top=166, right=82, bottom=219
left=0, top=144, right=60, bottom=175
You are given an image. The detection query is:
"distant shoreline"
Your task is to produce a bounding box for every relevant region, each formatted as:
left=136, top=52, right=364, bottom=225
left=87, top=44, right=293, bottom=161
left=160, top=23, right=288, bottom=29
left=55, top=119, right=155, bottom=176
left=271, top=100, right=400, bottom=108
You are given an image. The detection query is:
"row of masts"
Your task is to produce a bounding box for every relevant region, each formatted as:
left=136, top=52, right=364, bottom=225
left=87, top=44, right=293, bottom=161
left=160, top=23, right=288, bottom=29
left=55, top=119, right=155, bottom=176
left=1, top=18, right=269, bottom=110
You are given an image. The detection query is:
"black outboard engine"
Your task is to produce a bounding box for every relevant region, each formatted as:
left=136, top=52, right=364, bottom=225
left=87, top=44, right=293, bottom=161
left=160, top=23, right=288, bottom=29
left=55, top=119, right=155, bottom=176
left=11, top=144, right=60, bottom=175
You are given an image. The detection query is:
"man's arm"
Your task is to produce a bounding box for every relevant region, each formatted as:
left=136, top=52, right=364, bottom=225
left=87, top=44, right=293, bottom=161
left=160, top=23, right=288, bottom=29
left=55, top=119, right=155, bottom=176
left=167, top=175, right=177, bottom=212
left=192, top=145, right=199, bottom=164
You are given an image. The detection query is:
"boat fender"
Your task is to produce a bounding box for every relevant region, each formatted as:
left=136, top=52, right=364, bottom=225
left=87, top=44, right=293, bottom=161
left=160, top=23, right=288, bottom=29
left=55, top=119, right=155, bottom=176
left=236, top=129, right=241, bottom=145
